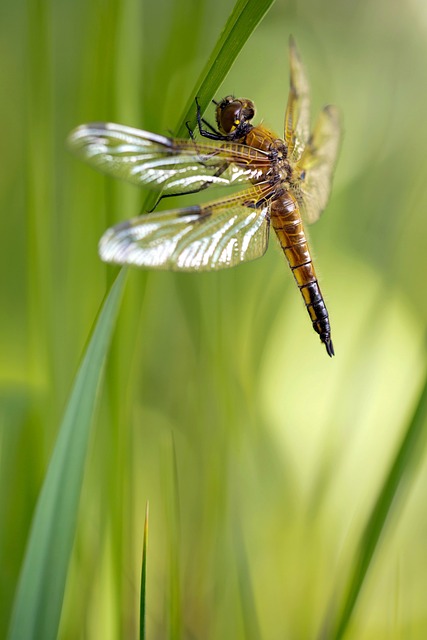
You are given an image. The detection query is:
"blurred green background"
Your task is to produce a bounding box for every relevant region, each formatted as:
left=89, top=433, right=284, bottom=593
left=2, top=0, right=427, bottom=637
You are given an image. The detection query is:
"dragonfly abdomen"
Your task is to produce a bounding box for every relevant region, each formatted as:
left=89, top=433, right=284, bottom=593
left=271, top=194, right=334, bottom=357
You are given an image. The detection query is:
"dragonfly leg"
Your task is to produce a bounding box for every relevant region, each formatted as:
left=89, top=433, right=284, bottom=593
left=148, top=160, right=230, bottom=212
left=195, top=97, right=228, bottom=141
left=201, top=117, right=219, bottom=135
left=185, top=121, right=195, bottom=140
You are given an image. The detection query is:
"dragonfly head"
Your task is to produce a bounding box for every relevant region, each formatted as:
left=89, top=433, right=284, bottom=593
left=215, top=96, right=255, bottom=138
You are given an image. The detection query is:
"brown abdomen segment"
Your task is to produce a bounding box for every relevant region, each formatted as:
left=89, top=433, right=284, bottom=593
left=271, top=193, right=334, bottom=357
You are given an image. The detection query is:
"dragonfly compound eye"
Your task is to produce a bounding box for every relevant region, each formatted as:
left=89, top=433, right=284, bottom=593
left=217, top=99, right=244, bottom=134
left=216, top=97, right=256, bottom=135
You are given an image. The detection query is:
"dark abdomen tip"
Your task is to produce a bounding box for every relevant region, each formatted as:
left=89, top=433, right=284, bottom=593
left=323, top=336, right=335, bottom=357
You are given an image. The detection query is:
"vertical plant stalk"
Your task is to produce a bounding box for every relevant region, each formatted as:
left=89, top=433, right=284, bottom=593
left=324, top=365, right=427, bottom=639
left=176, top=0, right=276, bottom=138
left=234, top=515, right=262, bottom=640
left=139, top=502, right=149, bottom=640
left=143, top=0, right=275, bottom=213
left=8, top=270, right=126, bottom=640
left=25, top=0, right=54, bottom=390
left=169, top=435, right=182, bottom=639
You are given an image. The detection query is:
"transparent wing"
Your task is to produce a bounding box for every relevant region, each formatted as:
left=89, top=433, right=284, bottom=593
left=290, top=105, right=341, bottom=224
left=284, top=36, right=311, bottom=163
left=68, top=122, right=271, bottom=195
left=99, top=186, right=273, bottom=271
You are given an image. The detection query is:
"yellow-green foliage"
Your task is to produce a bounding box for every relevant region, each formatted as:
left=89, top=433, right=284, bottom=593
left=2, top=0, right=427, bottom=638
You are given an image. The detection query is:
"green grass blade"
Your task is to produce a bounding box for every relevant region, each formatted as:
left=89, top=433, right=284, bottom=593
left=234, top=517, right=262, bottom=640
left=325, top=366, right=427, bottom=640
left=168, top=436, right=182, bottom=639
left=139, top=502, right=149, bottom=640
left=7, top=269, right=127, bottom=640
left=142, top=0, right=275, bottom=213
left=175, top=0, right=275, bottom=138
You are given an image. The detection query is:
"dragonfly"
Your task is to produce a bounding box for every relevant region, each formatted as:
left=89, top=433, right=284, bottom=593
left=68, top=37, right=340, bottom=356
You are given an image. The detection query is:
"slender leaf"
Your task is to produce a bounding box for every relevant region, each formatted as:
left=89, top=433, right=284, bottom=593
left=8, top=270, right=127, bottom=640
left=168, top=435, right=182, bottom=639
left=176, top=0, right=275, bottom=138
left=139, top=502, right=149, bottom=640
left=142, top=0, right=275, bottom=214
left=324, top=366, right=427, bottom=640
left=234, top=516, right=262, bottom=640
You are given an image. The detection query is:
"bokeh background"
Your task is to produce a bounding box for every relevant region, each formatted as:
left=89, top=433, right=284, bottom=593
left=2, top=0, right=427, bottom=637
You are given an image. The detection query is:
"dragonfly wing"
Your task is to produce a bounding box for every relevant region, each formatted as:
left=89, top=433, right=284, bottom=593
left=284, top=37, right=311, bottom=162
left=290, top=105, right=341, bottom=224
left=99, top=186, right=272, bottom=271
left=68, top=123, right=270, bottom=195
